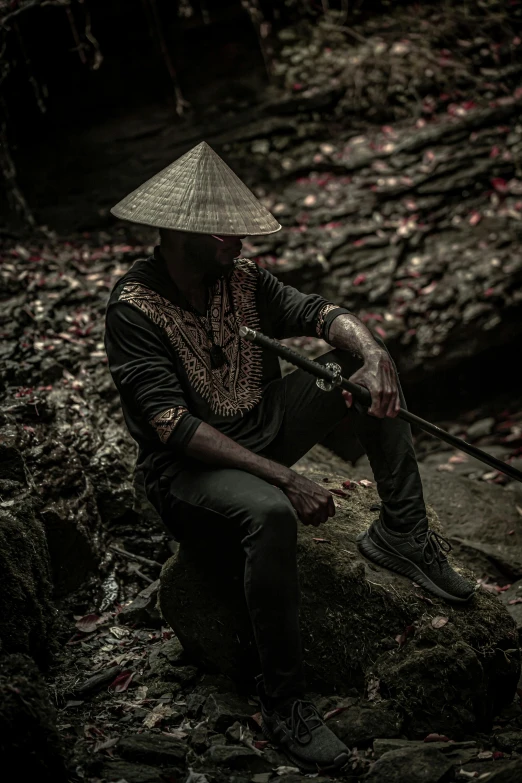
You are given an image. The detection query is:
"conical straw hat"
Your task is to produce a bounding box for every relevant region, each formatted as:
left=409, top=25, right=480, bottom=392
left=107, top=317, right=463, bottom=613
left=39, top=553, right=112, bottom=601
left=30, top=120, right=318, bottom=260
left=110, top=141, right=282, bottom=236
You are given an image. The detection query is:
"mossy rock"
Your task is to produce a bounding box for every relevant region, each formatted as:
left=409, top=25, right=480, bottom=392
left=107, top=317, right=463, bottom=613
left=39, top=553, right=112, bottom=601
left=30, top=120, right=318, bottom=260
left=159, top=472, right=520, bottom=738
left=0, top=653, right=66, bottom=780
left=0, top=492, right=57, bottom=664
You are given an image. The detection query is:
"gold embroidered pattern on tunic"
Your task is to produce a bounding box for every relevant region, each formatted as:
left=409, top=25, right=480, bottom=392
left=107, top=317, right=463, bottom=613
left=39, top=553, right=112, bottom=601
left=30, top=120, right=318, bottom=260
left=119, top=260, right=263, bottom=417
left=316, top=302, right=340, bottom=339
left=150, top=407, right=188, bottom=444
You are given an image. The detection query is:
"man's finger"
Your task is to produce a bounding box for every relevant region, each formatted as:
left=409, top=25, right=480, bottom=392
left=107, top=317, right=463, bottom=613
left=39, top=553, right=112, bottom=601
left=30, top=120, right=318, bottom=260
left=342, top=390, right=353, bottom=408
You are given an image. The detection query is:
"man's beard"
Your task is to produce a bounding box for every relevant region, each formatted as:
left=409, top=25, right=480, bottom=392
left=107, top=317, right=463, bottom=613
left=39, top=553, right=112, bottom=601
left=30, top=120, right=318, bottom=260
left=185, top=239, right=230, bottom=285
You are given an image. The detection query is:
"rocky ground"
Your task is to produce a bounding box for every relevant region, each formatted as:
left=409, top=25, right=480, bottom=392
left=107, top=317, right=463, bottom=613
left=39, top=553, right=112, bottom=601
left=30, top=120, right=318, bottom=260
left=2, top=2, right=522, bottom=782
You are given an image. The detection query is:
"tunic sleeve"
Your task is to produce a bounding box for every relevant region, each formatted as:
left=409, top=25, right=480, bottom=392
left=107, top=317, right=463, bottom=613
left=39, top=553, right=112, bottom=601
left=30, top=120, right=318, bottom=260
left=257, top=265, right=352, bottom=341
left=104, top=302, right=202, bottom=452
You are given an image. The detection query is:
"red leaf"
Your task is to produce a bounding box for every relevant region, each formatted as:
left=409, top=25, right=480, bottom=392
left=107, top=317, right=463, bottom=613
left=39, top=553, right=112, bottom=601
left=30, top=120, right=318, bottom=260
left=109, top=671, right=134, bottom=693
left=375, top=326, right=387, bottom=339
left=493, top=751, right=504, bottom=760
left=250, top=711, right=263, bottom=728
left=75, top=614, right=102, bottom=634
left=395, top=625, right=415, bottom=647
left=424, top=733, right=450, bottom=742
left=508, top=598, right=522, bottom=605
left=469, top=211, right=481, bottom=226
left=254, top=740, right=269, bottom=750
left=342, top=480, right=352, bottom=489
left=330, top=488, right=348, bottom=498
left=353, top=274, right=367, bottom=286
left=491, top=177, right=508, bottom=194
left=324, top=706, right=349, bottom=721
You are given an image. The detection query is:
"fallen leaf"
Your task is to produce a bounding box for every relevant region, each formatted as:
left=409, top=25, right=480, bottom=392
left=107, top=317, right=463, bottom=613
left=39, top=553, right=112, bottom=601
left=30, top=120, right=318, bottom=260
left=477, top=750, right=493, bottom=759
left=254, top=740, right=269, bottom=750
left=329, top=488, right=348, bottom=498
left=431, top=616, right=449, bottom=629
left=312, top=538, right=330, bottom=544
left=396, top=625, right=415, bottom=647
left=358, top=479, right=373, bottom=487
left=94, top=737, right=120, bottom=753
left=75, top=614, right=103, bottom=634
left=275, top=767, right=300, bottom=776
left=250, top=711, right=263, bottom=728
left=342, top=480, right=352, bottom=489
left=324, top=706, right=349, bottom=721
left=424, top=733, right=450, bottom=742
left=508, top=598, right=522, bottom=605
left=143, top=703, right=173, bottom=728
left=109, top=671, right=134, bottom=693
left=162, top=729, right=188, bottom=740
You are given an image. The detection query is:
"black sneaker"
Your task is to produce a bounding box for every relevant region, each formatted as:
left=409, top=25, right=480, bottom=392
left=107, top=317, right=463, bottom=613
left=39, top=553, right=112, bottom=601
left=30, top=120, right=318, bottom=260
left=256, top=680, right=350, bottom=773
left=356, top=513, right=475, bottom=604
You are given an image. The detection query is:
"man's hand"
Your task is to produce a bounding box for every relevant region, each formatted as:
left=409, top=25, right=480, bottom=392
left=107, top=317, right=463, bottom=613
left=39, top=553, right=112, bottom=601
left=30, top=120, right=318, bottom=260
left=342, top=348, right=400, bottom=418
left=280, top=471, right=336, bottom=526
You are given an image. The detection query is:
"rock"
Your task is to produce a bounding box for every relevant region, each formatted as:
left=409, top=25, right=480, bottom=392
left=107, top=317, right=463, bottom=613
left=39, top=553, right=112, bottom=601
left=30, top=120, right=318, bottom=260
left=186, top=691, right=208, bottom=718
left=328, top=699, right=402, bottom=746
left=466, top=418, right=496, bottom=441
left=366, top=745, right=454, bottom=783
left=205, top=744, right=272, bottom=773
left=0, top=491, right=56, bottom=663
left=373, top=738, right=478, bottom=765
left=73, top=665, right=122, bottom=697
left=98, top=760, right=164, bottom=783
left=160, top=472, right=520, bottom=738
left=478, top=760, right=522, bottom=782
left=498, top=582, right=522, bottom=644
left=203, top=692, right=254, bottom=733
left=117, top=733, right=187, bottom=765
left=190, top=724, right=210, bottom=753
left=493, top=729, right=522, bottom=753
left=0, top=653, right=66, bottom=781
left=119, top=580, right=161, bottom=627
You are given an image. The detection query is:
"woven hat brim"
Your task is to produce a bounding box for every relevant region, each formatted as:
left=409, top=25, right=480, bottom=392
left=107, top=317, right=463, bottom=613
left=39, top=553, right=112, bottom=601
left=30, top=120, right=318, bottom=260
left=110, top=142, right=282, bottom=236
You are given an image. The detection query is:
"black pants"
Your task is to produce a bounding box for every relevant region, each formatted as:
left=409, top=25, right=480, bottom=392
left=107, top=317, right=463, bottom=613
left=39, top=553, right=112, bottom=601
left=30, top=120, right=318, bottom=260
left=158, top=347, right=426, bottom=708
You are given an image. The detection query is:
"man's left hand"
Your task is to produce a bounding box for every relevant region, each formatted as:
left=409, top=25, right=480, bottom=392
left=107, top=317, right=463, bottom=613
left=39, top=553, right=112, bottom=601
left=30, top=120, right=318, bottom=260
left=342, top=349, right=400, bottom=418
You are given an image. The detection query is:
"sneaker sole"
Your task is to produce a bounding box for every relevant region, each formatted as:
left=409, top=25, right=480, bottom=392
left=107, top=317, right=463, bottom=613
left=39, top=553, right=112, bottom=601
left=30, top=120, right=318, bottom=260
left=356, top=531, right=474, bottom=605
left=260, top=717, right=349, bottom=774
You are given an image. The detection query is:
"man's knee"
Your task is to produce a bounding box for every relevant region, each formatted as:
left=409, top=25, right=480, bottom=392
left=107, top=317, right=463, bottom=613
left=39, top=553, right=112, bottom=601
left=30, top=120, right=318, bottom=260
left=244, top=492, right=297, bottom=549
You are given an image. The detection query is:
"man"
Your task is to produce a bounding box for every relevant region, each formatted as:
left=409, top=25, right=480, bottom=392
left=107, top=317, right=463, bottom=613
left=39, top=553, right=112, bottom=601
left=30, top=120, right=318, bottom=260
left=105, top=141, right=474, bottom=772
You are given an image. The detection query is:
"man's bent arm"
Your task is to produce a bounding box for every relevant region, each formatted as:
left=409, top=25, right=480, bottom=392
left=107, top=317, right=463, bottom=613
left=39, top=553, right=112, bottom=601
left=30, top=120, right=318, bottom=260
left=185, top=421, right=292, bottom=488
left=184, top=422, right=336, bottom=526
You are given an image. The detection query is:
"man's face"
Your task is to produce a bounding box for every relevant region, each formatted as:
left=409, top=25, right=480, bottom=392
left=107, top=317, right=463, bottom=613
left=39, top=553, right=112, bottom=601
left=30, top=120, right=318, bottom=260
left=184, top=233, right=245, bottom=283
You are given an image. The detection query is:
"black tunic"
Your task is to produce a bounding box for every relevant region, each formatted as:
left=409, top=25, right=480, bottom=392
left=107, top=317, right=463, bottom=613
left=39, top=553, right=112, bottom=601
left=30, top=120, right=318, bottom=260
left=104, top=247, right=350, bottom=493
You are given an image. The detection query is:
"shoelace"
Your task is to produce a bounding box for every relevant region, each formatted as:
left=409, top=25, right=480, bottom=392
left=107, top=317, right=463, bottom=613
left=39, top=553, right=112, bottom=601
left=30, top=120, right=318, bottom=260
left=285, top=699, right=324, bottom=746
left=415, top=528, right=452, bottom=568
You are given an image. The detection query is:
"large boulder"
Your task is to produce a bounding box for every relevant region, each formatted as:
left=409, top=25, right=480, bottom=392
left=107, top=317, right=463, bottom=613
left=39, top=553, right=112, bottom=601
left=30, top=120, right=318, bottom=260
left=159, top=472, right=520, bottom=739
left=0, top=653, right=66, bottom=781
left=0, top=485, right=56, bottom=664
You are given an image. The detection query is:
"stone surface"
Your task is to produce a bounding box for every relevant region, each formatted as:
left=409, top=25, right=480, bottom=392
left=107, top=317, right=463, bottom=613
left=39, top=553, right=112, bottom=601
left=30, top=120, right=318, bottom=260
left=328, top=699, right=402, bottom=746
left=205, top=744, right=272, bottom=773
left=373, top=738, right=478, bottom=765
left=0, top=653, right=66, bottom=781
left=117, top=733, right=187, bottom=765
left=160, top=471, right=520, bottom=739
left=118, top=579, right=161, bottom=627
left=478, top=760, right=522, bottom=782
left=499, top=582, right=522, bottom=644
left=98, top=760, right=164, bottom=783
left=0, top=488, right=56, bottom=663
left=203, top=692, right=254, bottom=733
left=366, top=745, right=454, bottom=783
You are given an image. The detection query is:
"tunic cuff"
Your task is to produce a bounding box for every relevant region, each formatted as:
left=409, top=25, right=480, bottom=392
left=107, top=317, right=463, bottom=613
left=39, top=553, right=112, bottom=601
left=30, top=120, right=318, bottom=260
left=149, top=407, right=202, bottom=451
left=316, top=305, right=352, bottom=341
